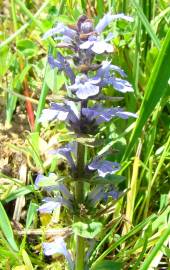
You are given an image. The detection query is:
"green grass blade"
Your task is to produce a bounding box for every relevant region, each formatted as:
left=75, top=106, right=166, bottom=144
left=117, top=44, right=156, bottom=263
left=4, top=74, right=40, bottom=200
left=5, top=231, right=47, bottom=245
left=4, top=186, right=34, bottom=203
left=91, top=214, right=156, bottom=269
left=0, top=0, right=51, bottom=50
left=132, top=0, right=161, bottom=49
left=140, top=226, right=170, bottom=270
left=14, top=0, right=55, bottom=47
left=34, top=48, right=51, bottom=132
left=124, top=28, right=170, bottom=159
left=0, top=202, right=19, bottom=252
left=26, top=202, right=38, bottom=230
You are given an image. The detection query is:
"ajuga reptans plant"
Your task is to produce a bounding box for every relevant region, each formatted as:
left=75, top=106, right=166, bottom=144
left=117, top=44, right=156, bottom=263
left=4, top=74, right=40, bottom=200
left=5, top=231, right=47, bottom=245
left=36, top=12, right=137, bottom=270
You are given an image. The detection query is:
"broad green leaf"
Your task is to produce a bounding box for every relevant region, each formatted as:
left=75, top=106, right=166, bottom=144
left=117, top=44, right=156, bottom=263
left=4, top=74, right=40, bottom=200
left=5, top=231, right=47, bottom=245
left=73, top=222, right=102, bottom=239
left=0, top=202, right=18, bottom=251
left=92, top=260, right=122, bottom=270
left=45, top=69, right=65, bottom=92
left=16, top=39, right=38, bottom=58
left=124, top=28, right=170, bottom=159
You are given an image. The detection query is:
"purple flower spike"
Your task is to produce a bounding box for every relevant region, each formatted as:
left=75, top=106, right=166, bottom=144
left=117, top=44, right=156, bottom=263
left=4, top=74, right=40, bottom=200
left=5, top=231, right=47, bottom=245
left=95, top=13, right=133, bottom=33
left=69, top=74, right=100, bottom=99
left=88, top=159, right=120, bottom=177
left=43, top=237, right=74, bottom=270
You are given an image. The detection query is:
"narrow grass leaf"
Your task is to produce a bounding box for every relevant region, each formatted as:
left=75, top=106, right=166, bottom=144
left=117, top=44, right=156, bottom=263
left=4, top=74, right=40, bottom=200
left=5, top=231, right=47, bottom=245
left=14, top=0, right=55, bottom=47
left=124, top=28, right=170, bottom=159
left=4, top=186, right=34, bottom=203
left=140, top=226, right=170, bottom=270
left=91, top=214, right=156, bottom=268
left=22, top=249, right=34, bottom=270
left=92, top=261, right=122, bottom=270
left=132, top=0, right=161, bottom=49
left=0, top=202, right=18, bottom=252
left=26, top=202, right=38, bottom=230
left=35, top=47, right=52, bottom=132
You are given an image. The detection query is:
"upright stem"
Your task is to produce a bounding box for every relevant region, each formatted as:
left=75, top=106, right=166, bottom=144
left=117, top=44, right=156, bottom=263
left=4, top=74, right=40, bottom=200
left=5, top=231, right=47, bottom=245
left=75, top=142, right=85, bottom=270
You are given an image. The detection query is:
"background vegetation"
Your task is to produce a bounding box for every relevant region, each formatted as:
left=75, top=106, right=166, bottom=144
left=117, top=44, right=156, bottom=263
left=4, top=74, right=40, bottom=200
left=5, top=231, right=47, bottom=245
left=0, top=0, right=169, bottom=269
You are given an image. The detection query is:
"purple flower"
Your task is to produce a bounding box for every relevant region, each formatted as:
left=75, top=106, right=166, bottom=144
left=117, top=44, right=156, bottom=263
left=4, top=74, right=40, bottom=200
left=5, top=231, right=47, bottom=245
left=34, top=174, right=45, bottom=189
left=39, top=196, right=73, bottom=213
left=38, top=102, right=79, bottom=124
left=38, top=103, right=69, bottom=123
left=96, top=60, right=127, bottom=78
left=43, top=22, right=77, bottom=40
left=48, top=53, right=75, bottom=83
left=104, top=77, right=134, bottom=93
left=43, top=236, right=74, bottom=270
left=38, top=201, right=61, bottom=213
left=88, top=159, right=120, bottom=177
left=87, top=186, right=105, bottom=204
left=68, top=74, right=100, bottom=99
left=50, top=143, right=76, bottom=170
left=82, top=105, right=137, bottom=124
left=95, top=13, right=133, bottom=33
left=80, top=35, right=114, bottom=54
left=87, top=186, right=120, bottom=204
left=35, top=173, right=73, bottom=200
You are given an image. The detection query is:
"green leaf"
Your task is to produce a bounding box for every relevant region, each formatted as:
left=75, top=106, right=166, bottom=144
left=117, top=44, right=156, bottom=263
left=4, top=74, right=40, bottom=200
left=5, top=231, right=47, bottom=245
left=0, top=47, right=13, bottom=77
left=91, top=214, right=156, bottom=268
left=4, top=186, right=34, bottom=203
left=26, top=202, right=38, bottom=230
left=16, top=39, right=37, bottom=58
left=45, top=69, right=65, bottom=92
left=140, top=226, right=170, bottom=270
left=73, top=221, right=102, bottom=239
left=124, top=28, right=170, bottom=159
left=132, top=1, right=161, bottom=49
left=36, top=174, right=64, bottom=187
left=21, top=249, right=34, bottom=270
left=0, top=202, right=18, bottom=251
left=13, top=64, right=32, bottom=88
left=27, top=132, right=44, bottom=171
left=92, top=260, right=122, bottom=270
left=91, top=175, right=125, bottom=185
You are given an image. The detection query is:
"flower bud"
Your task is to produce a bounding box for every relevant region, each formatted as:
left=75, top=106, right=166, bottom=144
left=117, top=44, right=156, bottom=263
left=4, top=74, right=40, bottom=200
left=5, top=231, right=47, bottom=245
left=81, top=19, right=93, bottom=33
